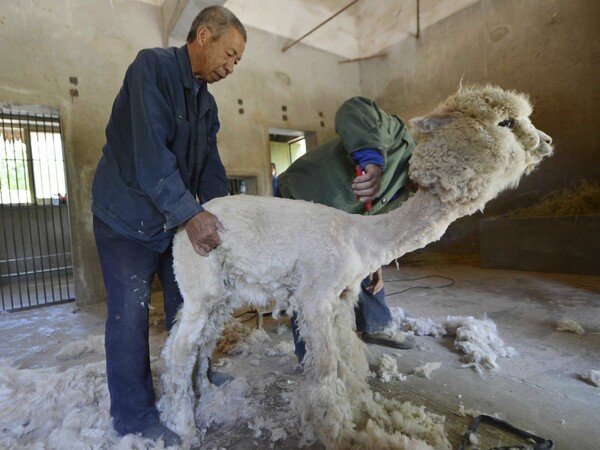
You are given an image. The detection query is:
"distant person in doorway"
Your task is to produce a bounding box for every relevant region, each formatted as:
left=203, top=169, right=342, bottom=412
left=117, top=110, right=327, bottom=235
left=277, top=96, right=418, bottom=363
left=91, top=6, right=246, bottom=445
left=271, top=162, right=278, bottom=195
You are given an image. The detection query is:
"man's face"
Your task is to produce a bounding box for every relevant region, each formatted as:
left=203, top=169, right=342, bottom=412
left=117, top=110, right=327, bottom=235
left=192, top=26, right=245, bottom=83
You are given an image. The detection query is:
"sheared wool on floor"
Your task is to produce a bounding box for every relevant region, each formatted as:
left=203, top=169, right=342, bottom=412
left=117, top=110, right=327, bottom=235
left=378, top=353, right=407, bottom=382
left=0, top=320, right=450, bottom=449
left=55, top=334, right=105, bottom=361
left=388, top=307, right=447, bottom=337
left=0, top=354, right=161, bottom=449
left=580, top=370, right=600, bottom=387
left=411, top=362, right=443, bottom=379
left=444, top=316, right=516, bottom=373
left=556, top=318, right=585, bottom=334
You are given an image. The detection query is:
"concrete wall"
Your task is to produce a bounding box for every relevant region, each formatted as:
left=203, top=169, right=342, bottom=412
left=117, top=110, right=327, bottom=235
left=4, top=0, right=596, bottom=304
left=0, top=1, right=358, bottom=304
left=360, top=0, right=600, bottom=253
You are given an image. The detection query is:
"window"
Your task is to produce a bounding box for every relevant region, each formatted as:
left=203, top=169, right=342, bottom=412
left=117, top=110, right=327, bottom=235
left=0, top=114, right=66, bottom=205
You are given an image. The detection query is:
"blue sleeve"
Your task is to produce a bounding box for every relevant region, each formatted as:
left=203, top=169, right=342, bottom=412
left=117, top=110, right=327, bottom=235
left=351, top=148, right=384, bottom=171
left=128, top=50, right=202, bottom=228
left=198, top=111, right=228, bottom=202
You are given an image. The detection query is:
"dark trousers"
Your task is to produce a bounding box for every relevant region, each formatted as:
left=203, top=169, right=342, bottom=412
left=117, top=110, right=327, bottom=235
left=291, top=275, right=392, bottom=362
left=93, top=216, right=183, bottom=434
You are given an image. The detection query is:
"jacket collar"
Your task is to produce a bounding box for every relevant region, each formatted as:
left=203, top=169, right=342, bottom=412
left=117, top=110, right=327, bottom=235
left=175, top=44, right=211, bottom=117
left=175, top=45, right=194, bottom=89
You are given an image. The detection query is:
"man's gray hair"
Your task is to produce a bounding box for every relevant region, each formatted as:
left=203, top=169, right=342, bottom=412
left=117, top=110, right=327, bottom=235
left=186, top=5, right=247, bottom=43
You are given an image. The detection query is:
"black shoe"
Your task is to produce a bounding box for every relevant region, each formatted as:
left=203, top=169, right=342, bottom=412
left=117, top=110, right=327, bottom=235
left=206, top=357, right=234, bottom=386
left=139, top=422, right=182, bottom=447
left=207, top=367, right=234, bottom=386
left=361, top=331, right=416, bottom=349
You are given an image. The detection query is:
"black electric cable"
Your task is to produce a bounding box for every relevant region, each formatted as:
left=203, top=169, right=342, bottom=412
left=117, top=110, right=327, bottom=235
left=384, top=275, right=455, bottom=297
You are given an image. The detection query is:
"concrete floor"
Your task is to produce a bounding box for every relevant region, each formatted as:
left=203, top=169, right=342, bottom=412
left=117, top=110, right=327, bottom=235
left=1, top=253, right=599, bottom=449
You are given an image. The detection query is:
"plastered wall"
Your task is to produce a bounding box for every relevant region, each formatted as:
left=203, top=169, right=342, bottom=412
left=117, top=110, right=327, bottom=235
left=360, top=0, right=600, bottom=252
left=0, top=1, right=358, bottom=304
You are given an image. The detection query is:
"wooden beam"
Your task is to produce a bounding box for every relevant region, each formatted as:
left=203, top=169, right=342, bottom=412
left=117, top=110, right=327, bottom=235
left=338, top=52, right=387, bottom=64
left=281, top=0, right=361, bottom=52
left=416, top=0, right=421, bottom=39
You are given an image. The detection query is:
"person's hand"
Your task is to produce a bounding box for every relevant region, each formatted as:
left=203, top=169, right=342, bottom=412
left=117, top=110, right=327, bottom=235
left=351, top=163, right=382, bottom=203
left=185, top=210, right=225, bottom=257
left=365, top=267, right=384, bottom=295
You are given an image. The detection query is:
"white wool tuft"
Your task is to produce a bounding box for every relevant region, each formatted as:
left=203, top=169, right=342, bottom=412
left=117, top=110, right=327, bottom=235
left=580, top=370, right=600, bottom=387
left=556, top=318, right=585, bottom=334
left=412, top=362, right=443, bottom=379
left=444, top=316, right=516, bottom=373
left=378, top=354, right=407, bottom=382
left=388, top=307, right=447, bottom=337
left=195, top=378, right=256, bottom=428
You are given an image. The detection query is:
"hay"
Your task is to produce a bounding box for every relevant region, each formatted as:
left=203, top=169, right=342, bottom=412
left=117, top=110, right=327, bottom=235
left=506, top=180, right=600, bottom=218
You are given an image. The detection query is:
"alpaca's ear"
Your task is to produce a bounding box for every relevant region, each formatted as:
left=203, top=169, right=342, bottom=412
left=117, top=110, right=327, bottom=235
left=409, top=114, right=456, bottom=133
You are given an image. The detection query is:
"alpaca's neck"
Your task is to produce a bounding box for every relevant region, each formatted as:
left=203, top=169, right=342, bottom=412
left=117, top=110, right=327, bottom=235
left=358, top=190, right=474, bottom=269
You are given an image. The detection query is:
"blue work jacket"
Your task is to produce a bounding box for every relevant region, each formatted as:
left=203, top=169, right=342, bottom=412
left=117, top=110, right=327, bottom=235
left=92, top=45, right=227, bottom=252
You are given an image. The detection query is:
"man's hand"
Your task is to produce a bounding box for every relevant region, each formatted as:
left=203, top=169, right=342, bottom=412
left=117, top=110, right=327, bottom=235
left=351, top=163, right=382, bottom=203
left=185, top=210, right=225, bottom=257
left=365, top=267, right=384, bottom=295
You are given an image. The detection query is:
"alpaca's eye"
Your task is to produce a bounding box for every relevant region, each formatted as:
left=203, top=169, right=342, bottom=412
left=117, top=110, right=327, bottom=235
left=498, top=118, right=515, bottom=129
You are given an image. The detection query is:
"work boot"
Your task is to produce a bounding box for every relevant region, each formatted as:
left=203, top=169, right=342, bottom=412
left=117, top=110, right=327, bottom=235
left=207, top=365, right=234, bottom=386
left=361, top=331, right=416, bottom=349
left=139, top=422, right=182, bottom=447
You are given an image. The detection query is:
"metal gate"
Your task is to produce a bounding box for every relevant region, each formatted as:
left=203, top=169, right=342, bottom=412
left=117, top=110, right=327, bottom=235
left=0, top=105, right=74, bottom=311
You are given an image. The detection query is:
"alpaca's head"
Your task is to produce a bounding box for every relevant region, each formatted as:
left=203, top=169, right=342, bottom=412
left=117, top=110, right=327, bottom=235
left=408, top=84, right=553, bottom=209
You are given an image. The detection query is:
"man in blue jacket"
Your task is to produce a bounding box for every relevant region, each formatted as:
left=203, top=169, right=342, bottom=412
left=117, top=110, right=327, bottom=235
left=91, top=6, right=245, bottom=445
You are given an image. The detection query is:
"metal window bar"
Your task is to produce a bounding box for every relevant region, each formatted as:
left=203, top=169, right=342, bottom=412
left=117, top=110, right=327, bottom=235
left=0, top=110, right=74, bottom=311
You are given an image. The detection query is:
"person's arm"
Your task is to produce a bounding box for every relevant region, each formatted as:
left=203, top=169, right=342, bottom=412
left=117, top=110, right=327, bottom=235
left=336, top=97, right=395, bottom=203
left=351, top=148, right=384, bottom=203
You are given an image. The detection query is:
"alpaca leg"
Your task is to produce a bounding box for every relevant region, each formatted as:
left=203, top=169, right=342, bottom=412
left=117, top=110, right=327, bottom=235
left=160, top=294, right=233, bottom=437
left=159, top=302, right=208, bottom=437
left=293, top=289, right=357, bottom=446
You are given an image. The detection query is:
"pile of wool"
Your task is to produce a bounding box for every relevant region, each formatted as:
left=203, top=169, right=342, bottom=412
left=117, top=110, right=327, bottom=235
left=377, top=354, right=407, bottom=382
left=0, top=358, right=162, bottom=449
left=444, top=316, right=516, bottom=373
left=388, top=307, right=447, bottom=337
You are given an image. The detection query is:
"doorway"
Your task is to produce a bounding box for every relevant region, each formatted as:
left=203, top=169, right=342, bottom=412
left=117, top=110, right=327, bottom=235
left=269, top=128, right=317, bottom=195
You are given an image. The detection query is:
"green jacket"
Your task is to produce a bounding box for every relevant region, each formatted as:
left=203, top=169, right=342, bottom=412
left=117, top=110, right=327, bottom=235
left=277, top=96, right=415, bottom=215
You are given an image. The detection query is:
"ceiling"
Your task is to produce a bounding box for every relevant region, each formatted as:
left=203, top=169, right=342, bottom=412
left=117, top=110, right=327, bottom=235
left=161, top=0, right=480, bottom=60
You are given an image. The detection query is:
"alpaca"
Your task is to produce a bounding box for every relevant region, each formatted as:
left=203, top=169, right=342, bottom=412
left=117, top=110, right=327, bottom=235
left=159, top=85, right=553, bottom=449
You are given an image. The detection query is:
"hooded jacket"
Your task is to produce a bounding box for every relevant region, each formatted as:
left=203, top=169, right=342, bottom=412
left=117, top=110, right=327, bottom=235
left=278, top=96, right=415, bottom=215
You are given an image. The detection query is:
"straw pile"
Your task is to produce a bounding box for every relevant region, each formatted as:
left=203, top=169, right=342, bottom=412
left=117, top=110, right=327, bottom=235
left=506, top=180, right=600, bottom=218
